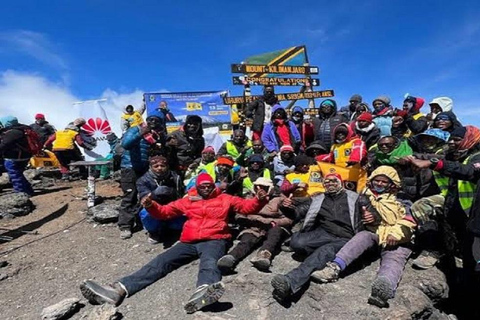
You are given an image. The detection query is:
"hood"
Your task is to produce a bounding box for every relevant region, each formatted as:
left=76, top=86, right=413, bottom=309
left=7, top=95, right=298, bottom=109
left=318, top=99, right=337, bottom=119
left=372, top=95, right=391, bottom=106
left=368, top=165, right=401, bottom=188
left=0, top=115, right=19, bottom=128
left=124, top=105, right=134, bottom=112
left=183, top=115, right=203, bottom=135
left=292, top=106, right=304, bottom=115
left=306, top=141, right=328, bottom=153
left=405, top=96, right=425, bottom=113
left=333, top=123, right=355, bottom=142
left=429, top=97, right=453, bottom=113
left=65, top=123, right=80, bottom=131
left=434, top=111, right=462, bottom=130
left=415, top=128, right=450, bottom=142
left=271, top=104, right=288, bottom=121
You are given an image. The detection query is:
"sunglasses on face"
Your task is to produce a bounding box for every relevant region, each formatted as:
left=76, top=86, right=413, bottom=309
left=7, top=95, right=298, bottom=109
left=197, top=184, right=213, bottom=190
left=378, top=143, right=395, bottom=148
left=324, top=179, right=339, bottom=184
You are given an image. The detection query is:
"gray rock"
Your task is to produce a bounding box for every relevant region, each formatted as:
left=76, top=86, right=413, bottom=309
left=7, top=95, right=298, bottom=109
left=41, top=298, right=81, bottom=320
left=89, top=203, right=119, bottom=223
left=0, top=192, right=34, bottom=217
left=81, top=304, right=122, bottom=320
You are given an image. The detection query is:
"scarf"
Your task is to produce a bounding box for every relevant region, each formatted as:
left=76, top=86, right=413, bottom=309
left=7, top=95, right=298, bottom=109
left=375, top=140, right=413, bottom=165
left=458, top=125, right=480, bottom=151
left=355, top=122, right=375, bottom=133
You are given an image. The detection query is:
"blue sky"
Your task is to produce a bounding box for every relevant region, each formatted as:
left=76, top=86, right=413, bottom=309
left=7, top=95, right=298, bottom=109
left=1, top=0, right=480, bottom=129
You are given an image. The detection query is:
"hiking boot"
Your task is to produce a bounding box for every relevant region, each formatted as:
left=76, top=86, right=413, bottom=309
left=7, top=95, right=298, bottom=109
left=368, top=276, right=394, bottom=308
left=80, top=280, right=126, bottom=306
left=120, top=229, right=132, bottom=239
left=250, top=249, right=272, bottom=271
left=184, top=281, right=225, bottom=314
left=310, top=262, right=341, bottom=283
left=217, top=255, right=236, bottom=273
left=412, top=251, right=441, bottom=270
left=147, top=233, right=161, bottom=245
left=271, top=274, right=292, bottom=301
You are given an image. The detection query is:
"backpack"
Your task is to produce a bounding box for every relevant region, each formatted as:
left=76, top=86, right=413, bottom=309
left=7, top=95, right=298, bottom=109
left=22, top=127, right=43, bottom=155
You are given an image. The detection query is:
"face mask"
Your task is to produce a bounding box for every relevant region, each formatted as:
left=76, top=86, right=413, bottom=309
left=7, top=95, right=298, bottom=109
left=292, top=116, right=301, bottom=122
left=372, top=185, right=386, bottom=193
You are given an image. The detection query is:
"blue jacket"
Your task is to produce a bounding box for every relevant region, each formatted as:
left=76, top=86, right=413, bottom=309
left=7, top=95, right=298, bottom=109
left=120, top=126, right=150, bottom=173
left=262, top=105, right=301, bottom=153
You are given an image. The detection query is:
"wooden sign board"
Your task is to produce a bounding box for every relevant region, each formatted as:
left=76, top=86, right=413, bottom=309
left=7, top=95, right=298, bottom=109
left=232, top=76, right=320, bottom=87
left=231, top=64, right=319, bottom=75
left=223, top=90, right=334, bottom=105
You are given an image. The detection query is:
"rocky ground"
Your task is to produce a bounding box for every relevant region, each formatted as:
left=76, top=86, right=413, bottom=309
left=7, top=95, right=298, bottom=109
left=0, top=172, right=462, bottom=320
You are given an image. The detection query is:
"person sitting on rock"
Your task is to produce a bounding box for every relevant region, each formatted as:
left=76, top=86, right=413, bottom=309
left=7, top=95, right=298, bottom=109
left=242, top=154, right=272, bottom=197
left=137, top=155, right=185, bottom=244
left=183, top=146, right=216, bottom=185
left=273, top=145, right=296, bottom=187
left=80, top=172, right=268, bottom=314
left=316, top=123, right=367, bottom=169
left=217, top=178, right=294, bottom=273
left=188, top=155, right=245, bottom=196
left=217, top=129, right=252, bottom=164
left=312, top=166, right=416, bottom=308
left=271, top=173, right=361, bottom=302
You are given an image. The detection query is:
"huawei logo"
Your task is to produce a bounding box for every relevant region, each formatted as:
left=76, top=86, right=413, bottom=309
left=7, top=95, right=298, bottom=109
left=83, top=117, right=112, bottom=136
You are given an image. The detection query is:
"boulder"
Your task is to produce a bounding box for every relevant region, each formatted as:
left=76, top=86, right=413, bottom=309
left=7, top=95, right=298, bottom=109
left=89, top=203, right=119, bottom=223
left=0, top=192, right=34, bottom=217
left=41, top=298, right=82, bottom=320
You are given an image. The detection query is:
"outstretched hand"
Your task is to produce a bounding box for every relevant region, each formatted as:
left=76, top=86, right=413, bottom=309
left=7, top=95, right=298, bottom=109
left=141, top=193, right=154, bottom=208
left=256, top=188, right=268, bottom=201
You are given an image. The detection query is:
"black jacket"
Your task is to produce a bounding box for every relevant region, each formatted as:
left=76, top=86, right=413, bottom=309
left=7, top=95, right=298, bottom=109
left=136, top=169, right=184, bottom=204
left=312, top=100, right=348, bottom=150
left=30, top=122, right=55, bottom=145
left=245, top=96, right=279, bottom=132
left=168, top=115, right=205, bottom=168
left=0, top=124, right=32, bottom=160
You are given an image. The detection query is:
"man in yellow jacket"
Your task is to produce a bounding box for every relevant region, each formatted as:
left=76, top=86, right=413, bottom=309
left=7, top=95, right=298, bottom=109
left=121, top=104, right=146, bottom=133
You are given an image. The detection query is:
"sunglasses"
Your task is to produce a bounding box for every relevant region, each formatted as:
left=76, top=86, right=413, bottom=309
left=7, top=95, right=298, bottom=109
left=378, top=143, right=395, bottom=148
left=197, top=184, right=213, bottom=190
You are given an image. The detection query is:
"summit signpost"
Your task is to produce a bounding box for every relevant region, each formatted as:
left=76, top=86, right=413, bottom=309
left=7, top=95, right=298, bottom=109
left=223, top=90, right=334, bottom=105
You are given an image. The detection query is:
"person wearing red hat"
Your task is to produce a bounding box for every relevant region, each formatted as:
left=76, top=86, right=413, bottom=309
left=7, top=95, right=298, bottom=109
left=391, top=95, right=428, bottom=138
left=271, top=170, right=362, bottom=302
left=29, top=113, right=56, bottom=147
left=196, top=155, right=246, bottom=196
left=80, top=172, right=268, bottom=314
left=353, top=112, right=381, bottom=150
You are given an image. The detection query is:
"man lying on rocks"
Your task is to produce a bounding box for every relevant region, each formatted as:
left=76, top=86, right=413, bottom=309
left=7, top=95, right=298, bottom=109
left=80, top=172, right=268, bottom=314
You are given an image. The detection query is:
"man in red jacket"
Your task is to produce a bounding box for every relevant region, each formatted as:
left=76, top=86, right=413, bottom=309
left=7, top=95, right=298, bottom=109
left=80, top=172, right=268, bottom=314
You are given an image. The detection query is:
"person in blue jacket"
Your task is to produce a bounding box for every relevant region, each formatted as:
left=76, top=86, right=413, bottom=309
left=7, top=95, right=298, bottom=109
left=261, top=105, right=301, bottom=155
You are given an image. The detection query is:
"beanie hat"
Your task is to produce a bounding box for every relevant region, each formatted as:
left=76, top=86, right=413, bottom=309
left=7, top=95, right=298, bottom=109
left=372, top=96, right=391, bottom=106
left=73, top=118, right=86, bottom=126
left=248, top=154, right=264, bottom=164
left=349, top=94, right=362, bottom=103
left=320, top=99, right=336, bottom=108
left=357, top=112, right=373, bottom=123
left=35, top=113, right=45, bottom=119
left=202, top=146, right=215, bottom=154
left=334, top=124, right=349, bottom=135
left=216, top=156, right=235, bottom=167
left=324, top=172, right=343, bottom=183
left=294, top=154, right=312, bottom=167
left=450, top=126, right=467, bottom=139
left=280, top=145, right=294, bottom=153
left=196, top=172, right=214, bottom=186
left=149, top=155, right=168, bottom=166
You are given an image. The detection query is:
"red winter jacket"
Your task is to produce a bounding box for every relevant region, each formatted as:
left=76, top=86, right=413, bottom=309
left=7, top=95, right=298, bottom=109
left=146, top=187, right=266, bottom=243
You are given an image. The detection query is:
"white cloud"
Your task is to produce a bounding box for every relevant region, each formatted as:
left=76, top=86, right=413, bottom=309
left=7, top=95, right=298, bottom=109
left=0, top=30, right=68, bottom=70
left=0, top=70, right=148, bottom=135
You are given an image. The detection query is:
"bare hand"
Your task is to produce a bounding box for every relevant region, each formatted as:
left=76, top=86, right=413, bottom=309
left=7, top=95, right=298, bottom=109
left=385, top=234, right=399, bottom=247
left=141, top=193, right=154, bottom=208
left=256, top=188, right=268, bottom=201
left=282, top=194, right=294, bottom=208
left=361, top=206, right=375, bottom=224
left=239, top=167, right=248, bottom=179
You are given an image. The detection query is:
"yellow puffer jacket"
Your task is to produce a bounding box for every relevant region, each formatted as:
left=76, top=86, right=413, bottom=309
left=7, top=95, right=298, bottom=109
left=364, top=166, right=416, bottom=245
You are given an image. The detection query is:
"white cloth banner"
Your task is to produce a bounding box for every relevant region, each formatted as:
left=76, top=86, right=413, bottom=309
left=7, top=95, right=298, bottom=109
left=76, top=100, right=113, bottom=160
